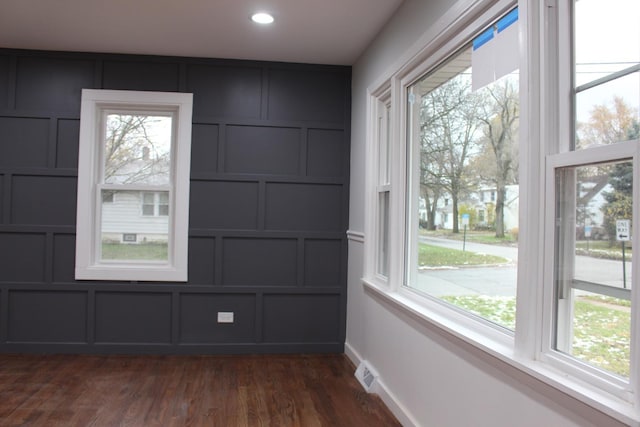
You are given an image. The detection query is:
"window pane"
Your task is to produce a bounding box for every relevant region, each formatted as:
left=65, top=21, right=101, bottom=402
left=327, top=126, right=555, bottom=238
left=102, top=190, right=115, bottom=203
left=406, top=46, right=519, bottom=330
left=103, top=113, right=172, bottom=185
left=142, top=191, right=155, bottom=216
left=377, top=191, right=390, bottom=277
left=575, top=0, right=640, bottom=87
left=378, top=101, right=391, bottom=186
left=101, top=190, right=169, bottom=262
left=576, top=72, right=640, bottom=149
left=574, top=0, right=640, bottom=151
left=143, top=192, right=155, bottom=204
left=554, top=160, right=632, bottom=377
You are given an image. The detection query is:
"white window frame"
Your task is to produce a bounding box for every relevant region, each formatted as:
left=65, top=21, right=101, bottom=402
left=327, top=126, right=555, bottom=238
left=75, top=89, right=193, bottom=282
left=542, top=141, right=640, bottom=402
left=365, top=85, right=393, bottom=285
left=362, top=0, right=640, bottom=423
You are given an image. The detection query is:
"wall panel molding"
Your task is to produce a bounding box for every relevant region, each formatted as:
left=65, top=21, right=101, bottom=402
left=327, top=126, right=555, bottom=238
left=0, top=48, right=350, bottom=354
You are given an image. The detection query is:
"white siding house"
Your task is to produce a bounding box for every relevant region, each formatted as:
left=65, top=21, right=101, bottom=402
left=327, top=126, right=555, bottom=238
left=101, top=190, right=169, bottom=244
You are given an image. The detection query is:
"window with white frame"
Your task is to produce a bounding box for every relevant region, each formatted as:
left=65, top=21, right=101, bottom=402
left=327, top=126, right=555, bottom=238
left=141, top=191, right=169, bottom=217
left=75, top=89, right=193, bottom=282
left=376, top=91, right=392, bottom=279
left=405, top=11, right=520, bottom=330
left=540, top=0, right=639, bottom=394
left=365, top=0, right=640, bottom=421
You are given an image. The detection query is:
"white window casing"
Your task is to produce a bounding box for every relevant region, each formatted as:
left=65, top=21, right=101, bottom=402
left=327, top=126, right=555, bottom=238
left=75, top=89, right=193, bottom=282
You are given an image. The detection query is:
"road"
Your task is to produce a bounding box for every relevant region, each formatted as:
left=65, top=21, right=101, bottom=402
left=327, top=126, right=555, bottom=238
left=415, top=236, right=632, bottom=297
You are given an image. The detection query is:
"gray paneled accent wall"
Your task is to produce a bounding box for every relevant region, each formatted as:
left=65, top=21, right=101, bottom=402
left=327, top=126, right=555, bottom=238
left=0, top=49, right=350, bottom=354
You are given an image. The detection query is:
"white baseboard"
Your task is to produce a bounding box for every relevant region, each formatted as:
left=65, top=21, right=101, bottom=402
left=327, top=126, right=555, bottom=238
left=344, top=341, right=362, bottom=366
left=344, top=341, right=420, bottom=427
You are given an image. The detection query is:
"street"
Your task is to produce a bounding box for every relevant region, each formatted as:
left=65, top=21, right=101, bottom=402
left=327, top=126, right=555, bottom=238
left=414, top=236, right=632, bottom=297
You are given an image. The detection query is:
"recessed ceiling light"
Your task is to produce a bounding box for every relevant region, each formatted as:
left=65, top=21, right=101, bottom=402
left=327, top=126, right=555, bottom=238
left=251, top=12, right=274, bottom=24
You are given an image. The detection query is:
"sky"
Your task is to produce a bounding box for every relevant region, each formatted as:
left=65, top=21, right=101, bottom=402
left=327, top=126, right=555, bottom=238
left=574, top=0, right=640, bottom=125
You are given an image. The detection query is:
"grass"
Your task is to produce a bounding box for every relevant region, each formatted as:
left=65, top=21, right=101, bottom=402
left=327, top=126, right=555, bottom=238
left=439, top=294, right=630, bottom=377
left=423, top=230, right=630, bottom=376
left=418, top=243, right=508, bottom=268
left=572, top=296, right=630, bottom=377
left=102, top=242, right=168, bottom=261
left=575, top=240, right=632, bottom=260
left=441, top=295, right=516, bottom=329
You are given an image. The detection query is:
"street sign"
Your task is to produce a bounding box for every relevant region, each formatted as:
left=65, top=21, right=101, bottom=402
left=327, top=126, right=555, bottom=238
left=461, top=213, right=470, bottom=227
left=616, top=219, right=630, bottom=242
left=584, top=226, right=592, bottom=238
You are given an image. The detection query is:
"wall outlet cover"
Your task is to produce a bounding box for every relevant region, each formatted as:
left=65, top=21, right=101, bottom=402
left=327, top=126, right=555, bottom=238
left=217, top=312, right=234, bottom=323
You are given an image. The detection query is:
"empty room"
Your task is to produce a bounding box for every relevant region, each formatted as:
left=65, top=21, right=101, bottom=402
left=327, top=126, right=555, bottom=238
left=0, top=0, right=639, bottom=426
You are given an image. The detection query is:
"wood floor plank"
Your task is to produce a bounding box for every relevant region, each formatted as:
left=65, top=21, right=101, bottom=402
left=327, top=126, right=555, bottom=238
left=0, top=354, right=400, bottom=427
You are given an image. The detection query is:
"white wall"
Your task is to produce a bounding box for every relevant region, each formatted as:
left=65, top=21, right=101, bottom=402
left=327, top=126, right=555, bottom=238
left=346, top=1, right=626, bottom=425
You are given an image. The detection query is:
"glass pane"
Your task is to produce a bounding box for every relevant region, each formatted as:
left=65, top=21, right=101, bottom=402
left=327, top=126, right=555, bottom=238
left=143, top=192, right=155, bottom=204
left=576, top=72, right=640, bottom=149
left=554, top=160, right=632, bottom=377
left=575, top=0, right=640, bottom=86
left=101, top=189, right=169, bottom=262
left=102, top=190, right=115, bottom=203
left=159, top=204, right=169, bottom=216
left=103, top=113, right=172, bottom=185
left=406, top=46, right=519, bottom=330
left=377, top=191, right=390, bottom=277
left=378, top=101, right=391, bottom=186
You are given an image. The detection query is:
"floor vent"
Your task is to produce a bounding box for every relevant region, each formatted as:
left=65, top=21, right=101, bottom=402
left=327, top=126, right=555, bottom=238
left=355, top=361, right=378, bottom=392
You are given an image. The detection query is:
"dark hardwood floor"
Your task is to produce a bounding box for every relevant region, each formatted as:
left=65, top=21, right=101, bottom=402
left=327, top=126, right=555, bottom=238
left=0, top=353, right=400, bottom=426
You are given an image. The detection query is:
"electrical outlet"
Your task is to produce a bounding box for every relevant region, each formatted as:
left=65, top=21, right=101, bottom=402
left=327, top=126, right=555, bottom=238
left=217, top=312, right=234, bottom=323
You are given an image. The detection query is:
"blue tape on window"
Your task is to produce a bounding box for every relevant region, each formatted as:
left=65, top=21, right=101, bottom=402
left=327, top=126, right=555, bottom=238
left=496, top=8, right=518, bottom=33
left=473, top=27, right=494, bottom=50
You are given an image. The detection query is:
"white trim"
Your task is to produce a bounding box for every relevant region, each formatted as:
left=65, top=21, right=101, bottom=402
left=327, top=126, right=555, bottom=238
left=363, top=279, right=640, bottom=426
left=344, top=341, right=420, bottom=427
left=346, top=230, right=365, bottom=244
left=75, top=89, right=193, bottom=282
left=372, top=376, right=420, bottom=427
left=344, top=341, right=361, bottom=365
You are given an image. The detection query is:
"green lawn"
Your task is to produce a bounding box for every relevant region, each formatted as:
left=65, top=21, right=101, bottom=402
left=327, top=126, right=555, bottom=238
left=102, top=242, right=168, bottom=261
left=440, top=294, right=630, bottom=377
left=572, top=297, right=630, bottom=377
left=442, top=295, right=516, bottom=329
left=418, top=243, right=508, bottom=267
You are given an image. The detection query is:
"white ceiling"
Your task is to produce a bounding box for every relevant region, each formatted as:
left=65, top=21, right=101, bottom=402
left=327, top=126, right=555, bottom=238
left=0, top=0, right=404, bottom=65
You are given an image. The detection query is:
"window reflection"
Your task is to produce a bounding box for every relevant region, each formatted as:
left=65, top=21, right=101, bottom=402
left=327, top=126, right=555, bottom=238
left=100, top=189, right=169, bottom=262
left=103, top=113, right=172, bottom=185
left=406, top=45, right=520, bottom=330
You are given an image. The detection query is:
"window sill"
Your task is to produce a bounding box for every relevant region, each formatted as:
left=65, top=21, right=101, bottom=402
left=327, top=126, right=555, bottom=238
left=361, top=278, right=639, bottom=426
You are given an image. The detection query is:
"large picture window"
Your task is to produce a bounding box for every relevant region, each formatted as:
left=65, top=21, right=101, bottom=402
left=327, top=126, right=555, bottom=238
left=75, top=89, right=193, bottom=281
left=406, top=43, right=519, bottom=330
left=364, top=0, right=640, bottom=422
